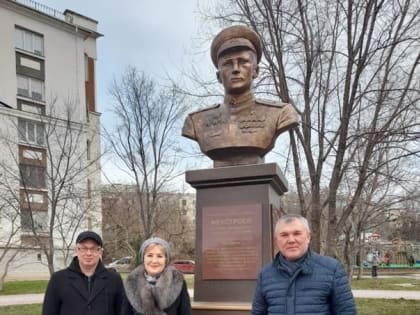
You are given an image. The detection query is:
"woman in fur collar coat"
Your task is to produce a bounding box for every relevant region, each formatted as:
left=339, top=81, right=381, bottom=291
left=121, top=237, right=192, bottom=315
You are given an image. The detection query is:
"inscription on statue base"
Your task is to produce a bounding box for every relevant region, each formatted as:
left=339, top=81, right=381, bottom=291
left=202, top=204, right=262, bottom=280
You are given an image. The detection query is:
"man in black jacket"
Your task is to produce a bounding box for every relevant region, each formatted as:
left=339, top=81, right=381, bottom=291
left=42, top=231, right=125, bottom=315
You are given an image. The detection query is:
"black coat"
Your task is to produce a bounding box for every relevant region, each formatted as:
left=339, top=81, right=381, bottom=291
left=42, top=257, right=125, bottom=315
left=121, top=265, right=192, bottom=315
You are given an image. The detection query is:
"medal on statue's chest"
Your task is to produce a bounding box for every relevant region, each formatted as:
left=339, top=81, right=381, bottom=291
left=204, top=112, right=226, bottom=137
left=237, top=110, right=266, bottom=134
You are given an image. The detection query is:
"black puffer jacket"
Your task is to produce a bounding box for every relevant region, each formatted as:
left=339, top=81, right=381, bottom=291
left=121, top=265, right=192, bottom=315
left=42, top=257, right=125, bottom=315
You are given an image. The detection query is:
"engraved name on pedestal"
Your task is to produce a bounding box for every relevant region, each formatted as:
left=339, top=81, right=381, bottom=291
left=202, top=204, right=262, bottom=279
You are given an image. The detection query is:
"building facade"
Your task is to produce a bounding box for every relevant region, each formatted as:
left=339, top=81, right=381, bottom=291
left=0, top=0, right=102, bottom=275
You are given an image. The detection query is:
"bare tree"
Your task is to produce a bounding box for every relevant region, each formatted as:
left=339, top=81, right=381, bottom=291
left=194, top=0, right=420, bottom=256
left=102, top=184, right=195, bottom=262
left=0, top=97, right=100, bottom=275
left=105, top=67, right=189, bottom=254
left=102, top=185, right=140, bottom=261
left=0, top=188, right=21, bottom=291
left=0, top=113, right=22, bottom=288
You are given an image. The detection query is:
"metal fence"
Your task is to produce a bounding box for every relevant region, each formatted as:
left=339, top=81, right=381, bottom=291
left=14, top=0, right=63, bottom=20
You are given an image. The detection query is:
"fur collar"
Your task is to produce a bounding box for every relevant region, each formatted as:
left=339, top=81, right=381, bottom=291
left=125, top=265, right=184, bottom=315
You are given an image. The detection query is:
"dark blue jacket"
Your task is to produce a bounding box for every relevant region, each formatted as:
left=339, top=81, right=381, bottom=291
left=252, top=251, right=356, bottom=315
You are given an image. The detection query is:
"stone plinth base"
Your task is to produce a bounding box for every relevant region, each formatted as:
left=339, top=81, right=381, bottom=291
left=192, top=301, right=251, bottom=315
left=186, top=163, right=288, bottom=305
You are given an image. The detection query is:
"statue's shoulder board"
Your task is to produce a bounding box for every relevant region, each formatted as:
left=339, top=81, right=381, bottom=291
left=255, top=98, right=287, bottom=108
left=188, top=104, right=221, bottom=116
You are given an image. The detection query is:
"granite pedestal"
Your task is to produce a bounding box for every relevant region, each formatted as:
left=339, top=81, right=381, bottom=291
left=186, top=163, right=288, bottom=315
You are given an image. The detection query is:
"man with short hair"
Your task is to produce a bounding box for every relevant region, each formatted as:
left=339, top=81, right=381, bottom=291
left=42, top=231, right=124, bottom=315
left=252, top=214, right=356, bottom=315
left=182, top=25, right=298, bottom=167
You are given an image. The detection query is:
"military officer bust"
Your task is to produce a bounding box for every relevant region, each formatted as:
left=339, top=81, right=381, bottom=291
left=182, top=25, right=298, bottom=167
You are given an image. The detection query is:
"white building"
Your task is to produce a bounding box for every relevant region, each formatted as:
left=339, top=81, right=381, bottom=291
left=0, top=0, right=102, bottom=276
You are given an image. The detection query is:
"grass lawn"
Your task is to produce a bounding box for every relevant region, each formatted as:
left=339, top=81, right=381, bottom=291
left=1, top=276, right=420, bottom=295
left=356, top=298, right=420, bottom=314
left=184, top=273, right=194, bottom=289
left=1, top=275, right=420, bottom=314
left=1, top=280, right=48, bottom=295
left=0, top=304, right=42, bottom=315
left=0, top=274, right=194, bottom=295
left=351, top=277, right=420, bottom=290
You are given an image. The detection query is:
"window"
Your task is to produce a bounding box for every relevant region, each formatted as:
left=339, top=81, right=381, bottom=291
left=21, top=209, right=48, bottom=231
left=87, top=179, right=91, bottom=198
left=15, top=27, right=44, bottom=56
left=17, top=75, right=45, bottom=101
left=18, top=99, right=45, bottom=115
left=20, top=208, right=33, bottom=230
left=84, top=54, right=89, bottom=81
left=26, top=191, right=44, bottom=203
left=20, top=165, right=46, bottom=189
left=17, top=75, right=29, bottom=97
left=87, top=140, right=91, bottom=160
left=18, top=118, right=45, bottom=146
left=20, top=188, right=48, bottom=211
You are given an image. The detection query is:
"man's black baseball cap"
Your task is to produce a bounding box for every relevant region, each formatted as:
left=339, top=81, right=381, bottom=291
left=76, top=231, right=103, bottom=247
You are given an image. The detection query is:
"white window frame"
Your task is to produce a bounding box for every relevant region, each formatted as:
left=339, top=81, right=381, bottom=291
left=18, top=118, right=45, bottom=146
left=15, top=27, right=44, bottom=56
left=17, top=75, right=45, bottom=101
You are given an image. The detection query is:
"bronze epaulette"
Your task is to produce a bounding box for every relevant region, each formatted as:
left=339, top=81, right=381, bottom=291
left=255, top=98, right=287, bottom=108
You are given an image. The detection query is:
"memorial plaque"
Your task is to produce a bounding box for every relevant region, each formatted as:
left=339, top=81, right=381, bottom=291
left=202, top=204, right=262, bottom=279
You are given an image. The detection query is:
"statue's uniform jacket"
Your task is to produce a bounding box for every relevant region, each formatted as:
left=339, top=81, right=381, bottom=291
left=182, top=96, right=298, bottom=163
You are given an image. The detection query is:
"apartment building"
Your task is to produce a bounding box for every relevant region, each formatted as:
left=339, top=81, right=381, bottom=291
left=0, top=0, right=102, bottom=274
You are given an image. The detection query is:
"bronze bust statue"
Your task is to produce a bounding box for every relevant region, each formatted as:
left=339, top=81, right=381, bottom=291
left=182, top=25, right=298, bottom=167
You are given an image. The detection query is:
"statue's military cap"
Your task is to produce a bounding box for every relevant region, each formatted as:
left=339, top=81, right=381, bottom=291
left=210, top=25, right=262, bottom=67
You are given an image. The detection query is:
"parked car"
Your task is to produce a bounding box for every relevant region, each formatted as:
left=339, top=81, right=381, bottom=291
left=106, top=256, right=133, bottom=273
left=172, top=260, right=195, bottom=274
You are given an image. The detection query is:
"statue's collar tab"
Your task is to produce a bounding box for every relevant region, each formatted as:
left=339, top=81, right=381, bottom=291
left=224, top=91, right=254, bottom=108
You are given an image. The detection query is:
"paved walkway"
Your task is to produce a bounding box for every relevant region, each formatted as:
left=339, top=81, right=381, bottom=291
left=1, top=290, right=420, bottom=307
left=352, top=289, right=420, bottom=300
left=0, top=293, right=44, bottom=306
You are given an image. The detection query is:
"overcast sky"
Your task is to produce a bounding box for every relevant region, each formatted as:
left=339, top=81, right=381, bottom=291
left=37, top=0, right=215, bottom=184
left=40, top=0, right=210, bottom=108
left=34, top=1, right=290, bottom=185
